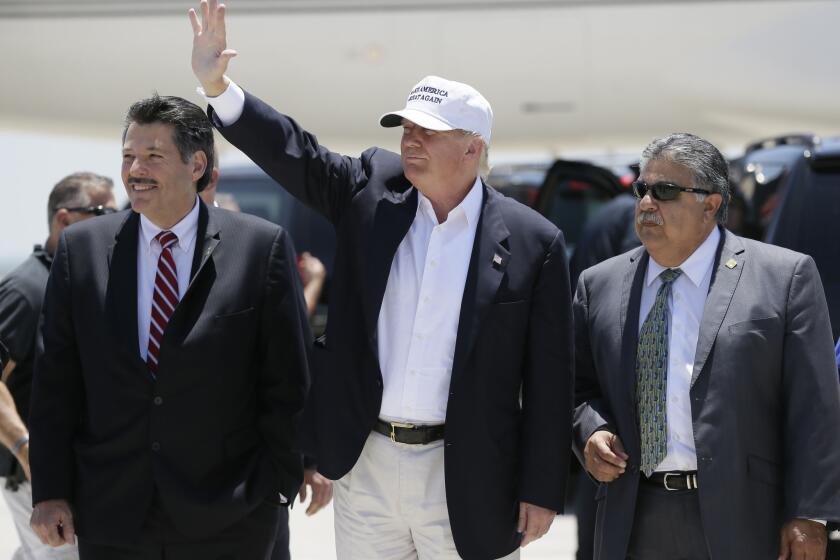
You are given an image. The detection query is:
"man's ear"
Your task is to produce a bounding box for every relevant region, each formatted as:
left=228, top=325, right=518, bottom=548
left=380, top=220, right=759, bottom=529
left=191, top=151, right=209, bottom=183
left=53, top=208, right=72, bottom=230
left=704, top=192, right=724, bottom=222
left=464, top=138, right=481, bottom=159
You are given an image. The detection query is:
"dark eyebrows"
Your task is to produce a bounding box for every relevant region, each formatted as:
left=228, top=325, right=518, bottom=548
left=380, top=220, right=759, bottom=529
left=122, top=144, right=165, bottom=153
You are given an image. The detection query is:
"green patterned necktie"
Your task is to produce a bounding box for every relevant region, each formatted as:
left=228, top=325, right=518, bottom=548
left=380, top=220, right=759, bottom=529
left=636, top=267, right=682, bottom=477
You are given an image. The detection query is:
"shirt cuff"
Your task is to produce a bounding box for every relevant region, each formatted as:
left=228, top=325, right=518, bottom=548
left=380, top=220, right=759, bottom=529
left=196, top=79, right=245, bottom=126
left=809, top=519, right=827, bottom=526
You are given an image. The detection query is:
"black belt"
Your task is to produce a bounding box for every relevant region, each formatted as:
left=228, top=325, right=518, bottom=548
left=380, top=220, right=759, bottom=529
left=642, top=471, right=699, bottom=491
left=373, top=419, right=445, bottom=445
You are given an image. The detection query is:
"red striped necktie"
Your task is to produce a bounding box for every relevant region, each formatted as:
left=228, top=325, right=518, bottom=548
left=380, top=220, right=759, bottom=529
left=147, top=230, right=180, bottom=376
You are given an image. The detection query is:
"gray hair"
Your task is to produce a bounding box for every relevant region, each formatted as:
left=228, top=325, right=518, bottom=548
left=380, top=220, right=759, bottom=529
left=640, top=133, right=730, bottom=224
left=464, top=130, right=491, bottom=181
left=47, top=172, right=114, bottom=227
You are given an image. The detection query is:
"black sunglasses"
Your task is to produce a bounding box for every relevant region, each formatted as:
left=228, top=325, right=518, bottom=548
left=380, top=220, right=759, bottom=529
left=632, top=180, right=710, bottom=202
left=61, top=205, right=117, bottom=216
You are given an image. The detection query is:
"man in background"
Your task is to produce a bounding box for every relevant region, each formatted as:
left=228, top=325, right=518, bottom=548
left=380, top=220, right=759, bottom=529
left=0, top=172, right=116, bottom=559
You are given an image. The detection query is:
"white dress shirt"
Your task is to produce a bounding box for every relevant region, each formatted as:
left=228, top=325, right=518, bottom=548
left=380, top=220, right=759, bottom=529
left=639, top=226, right=719, bottom=472
left=198, top=81, right=246, bottom=124
left=377, top=180, right=482, bottom=424
left=204, top=81, right=483, bottom=424
left=136, top=198, right=200, bottom=360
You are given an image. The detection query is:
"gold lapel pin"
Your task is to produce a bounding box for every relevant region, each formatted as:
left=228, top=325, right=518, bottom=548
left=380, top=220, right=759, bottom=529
left=725, top=258, right=737, bottom=269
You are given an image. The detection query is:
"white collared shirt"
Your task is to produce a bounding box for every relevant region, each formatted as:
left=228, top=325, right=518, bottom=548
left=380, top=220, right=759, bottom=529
left=136, top=198, right=200, bottom=360
left=377, top=179, right=483, bottom=424
left=203, top=81, right=483, bottom=424
left=639, top=227, right=720, bottom=472
left=198, top=81, right=246, bottom=125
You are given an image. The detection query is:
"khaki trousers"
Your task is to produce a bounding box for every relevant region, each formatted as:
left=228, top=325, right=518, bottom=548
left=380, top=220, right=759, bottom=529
left=333, top=432, right=519, bottom=560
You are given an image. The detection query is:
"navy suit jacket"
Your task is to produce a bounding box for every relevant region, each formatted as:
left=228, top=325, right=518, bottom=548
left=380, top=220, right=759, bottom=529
left=29, top=202, right=311, bottom=545
left=212, top=90, right=574, bottom=559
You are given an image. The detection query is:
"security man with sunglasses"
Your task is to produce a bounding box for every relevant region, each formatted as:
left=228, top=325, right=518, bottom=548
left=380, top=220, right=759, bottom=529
left=0, top=172, right=116, bottom=560
left=573, top=133, right=840, bottom=560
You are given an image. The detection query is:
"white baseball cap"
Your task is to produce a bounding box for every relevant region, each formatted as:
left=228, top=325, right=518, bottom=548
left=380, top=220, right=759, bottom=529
left=379, top=75, right=493, bottom=145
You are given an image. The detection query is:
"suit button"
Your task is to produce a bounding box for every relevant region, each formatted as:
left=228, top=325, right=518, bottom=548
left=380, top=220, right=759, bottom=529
left=153, top=396, right=163, bottom=406
left=151, top=442, right=161, bottom=452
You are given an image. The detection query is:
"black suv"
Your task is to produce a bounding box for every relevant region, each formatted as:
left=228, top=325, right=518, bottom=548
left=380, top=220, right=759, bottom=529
left=732, top=134, right=840, bottom=338
left=531, top=159, right=629, bottom=254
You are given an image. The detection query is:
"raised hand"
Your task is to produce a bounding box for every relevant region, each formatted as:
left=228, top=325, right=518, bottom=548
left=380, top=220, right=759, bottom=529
left=188, top=0, right=237, bottom=97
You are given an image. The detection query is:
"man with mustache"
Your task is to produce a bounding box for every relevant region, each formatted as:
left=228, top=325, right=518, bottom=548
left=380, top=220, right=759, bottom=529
left=573, top=133, right=840, bottom=559
left=188, top=1, right=574, bottom=558
left=28, top=94, right=311, bottom=558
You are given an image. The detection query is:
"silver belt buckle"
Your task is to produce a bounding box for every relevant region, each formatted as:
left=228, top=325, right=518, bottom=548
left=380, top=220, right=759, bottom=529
left=663, top=472, right=698, bottom=490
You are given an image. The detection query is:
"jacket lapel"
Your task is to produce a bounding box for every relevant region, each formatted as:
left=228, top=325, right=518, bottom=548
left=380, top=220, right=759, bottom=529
left=186, top=201, right=219, bottom=294
left=105, top=211, right=147, bottom=372
left=450, top=186, right=509, bottom=383
left=164, top=201, right=219, bottom=348
left=364, top=182, right=418, bottom=355
left=690, top=228, right=744, bottom=387
left=619, top=247, right=647, bottom=453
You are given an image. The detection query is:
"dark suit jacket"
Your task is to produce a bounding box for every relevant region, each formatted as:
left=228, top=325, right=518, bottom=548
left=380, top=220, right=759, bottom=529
left=570, top=193, right=639, bottom=285
left=29, top=202, right=311, bottom=546
left=573, top=227, right=840, bottom=559
left=0, top=339, right=7, bottom=370
left=211, top=91, right=574, bottom=559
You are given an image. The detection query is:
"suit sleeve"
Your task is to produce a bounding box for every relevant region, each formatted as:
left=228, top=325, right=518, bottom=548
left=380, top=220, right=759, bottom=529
left=781, top=255, right=840, bottom=522
left=28, top=233, right=84, bottom=505
left=571, top=271, right=617, bottom=467
left=258, top=227, right=312, bottom=501
left=517, top=230, right=574, bottom=512
left=210, top=90, right=369, bottom=226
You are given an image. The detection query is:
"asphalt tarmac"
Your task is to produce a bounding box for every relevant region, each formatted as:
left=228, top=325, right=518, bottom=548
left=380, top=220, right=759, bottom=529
left=0, top=496, right=578, bottom=559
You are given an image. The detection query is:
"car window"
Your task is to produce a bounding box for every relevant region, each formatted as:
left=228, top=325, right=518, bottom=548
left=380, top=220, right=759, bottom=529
left=540, top=179, right=618, bottom=250
left=216, top=177, right=293, bottom=225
